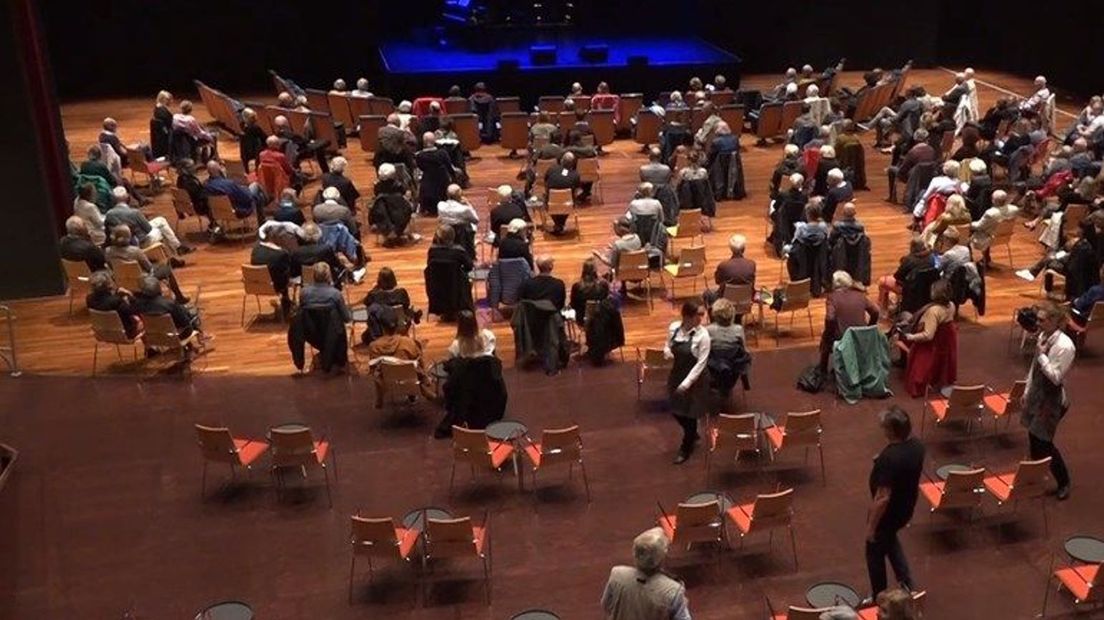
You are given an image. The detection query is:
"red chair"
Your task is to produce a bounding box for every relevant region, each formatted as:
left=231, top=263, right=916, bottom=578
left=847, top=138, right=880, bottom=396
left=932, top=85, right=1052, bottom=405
left=921, top=383, right=986, bottom=437
left=1041, top=556, right=1104, bottom=616
left=348, top=516, right=419, bottom=602
left=258, top=161, right=289, bottom=213
left=193, top=424, right=269, bottom=497
left=764, top=410, right=825, bottom=485
left=904, top=321, right=958, bottom=398
left=657, top=499, right=726, bottom=557
left=412, top=97, right=445, bottom=117
left=423, top=512, right=492, bottom=604
left=724, top=488, right=798, bottom=569
left=449, top=426, right=516, bottom=496
left=521, top=425, right=590, bottom=501
left=983, top=457, right=1052, bottom=533
left=269, top=425, right=336, bottom=507
left=984, top=380, right=1027, bottom=430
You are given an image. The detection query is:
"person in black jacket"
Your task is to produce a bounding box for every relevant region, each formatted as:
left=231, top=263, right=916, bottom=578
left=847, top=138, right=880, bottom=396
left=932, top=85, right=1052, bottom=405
left=415, top=133, right=455, bottom=216
left=86, top=271, right=141, bottom=338
left=175, top=159, right=211, bottom=228
left=132, top=275, right=202, bottom=340
left=545, top=152, right=581, bottom=234
left=569, top=258, right=611, bottom=326
left=59, top=217, right=107, bottom=271
left=518, top=255, right=566, bottom=309
left=320, top=156, right=360, bottom=210
left=238, top=108, right=267, bottom=173
left=251, top=234, right=294, bottom=316
left=489, top=184, right=530, bottom=241
left=498, top=219, right=534, bottom=270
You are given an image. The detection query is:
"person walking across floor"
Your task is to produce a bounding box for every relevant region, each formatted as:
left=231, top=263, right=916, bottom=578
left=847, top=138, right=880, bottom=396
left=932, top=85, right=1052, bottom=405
left=664, top=300, right=711, bottom=464
left=865, top=406, right=924, bottom=601
left=1021, top=302, right=1075, bottom=500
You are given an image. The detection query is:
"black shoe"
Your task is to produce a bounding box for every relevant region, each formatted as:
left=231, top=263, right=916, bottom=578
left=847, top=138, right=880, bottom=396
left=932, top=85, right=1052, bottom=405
left=672, top=451, right=690, bottom=465
left=1056, top=485, right=1071, bottom=501
left=169, top=257, right=186, bottom=268
left=177, top=244, right=196, bottom=255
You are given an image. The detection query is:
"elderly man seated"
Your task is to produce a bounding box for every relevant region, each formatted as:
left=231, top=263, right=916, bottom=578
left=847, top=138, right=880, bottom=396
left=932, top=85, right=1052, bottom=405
left=59, top=216, right=107, bottom=271
left=375, top=113, right=417, bottom=171
left=437, top=183, right=480, bottom=257
left=293, top=222, right=349, bottom=285
left=351, top=78, right=373, bottom=98
left=99, top=117, right=154, bottom=170
left=822, top=168, right=853, bottom=223
left=132, top=275, right=204, bottom=344
left=273, top=115, right=330, bottom=175
left=518, top=256, right=567, bottom=309
left=313, top=186, right=359, bottom=239
left=593, top=215, right=643, bottom=274
left=299, top=262, right=352, bottom=322
left=626, top=182, right=664, bottom=221
left=971, top=189, right=1020, bottom=265
left=105, top=224, right=190, bottom=303
left=489, top=184, right=530, bottom=241
left=1020, top=76, right=1051, bottom=116
left=204, top=160, right=267, bottom=229
left=258, top=135, right=302, bottom=191
left=104, top=187, right=189, bottom=263
left=86, top=271, right=142, bottom=338
left=703, top=233, right=756, bottom=310
left=320, top=156, right=360, bottom=209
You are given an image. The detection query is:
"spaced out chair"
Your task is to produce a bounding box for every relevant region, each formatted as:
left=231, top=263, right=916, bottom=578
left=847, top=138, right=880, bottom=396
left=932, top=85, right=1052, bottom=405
left=765, top=597, right=832, bottom=620
left=982, top=457, right=1052, bottom=534
left=348, top=515, right=420, bottom=603
left=169, top=186, right=202, bottom=236
left=615, top=249, right=654, bottom=311
left=193, top=423, right=269, bottom=497
left=764, top=410, right=826, bottom=485
left=725, top=488, right=798, bottom=569
left=89, top=308, right=144, bottom=375
left=61, top=259, right=92, bottom=316
left=449, top=426, right=516, bottom=496
left=1065, top=301, right=1104, bottom=350
left=208, top=194, right=256, bottom=240
left=657, top=499, right=726, bottom=555
left=984, top=380, right=1027, bottom=430
left=662, top=246, right=708, bottom=304
left=499, top=112, right=530, bottom=158
left=921, top=383, right=987, bottom=437
left=577, top=157, right=603, bottom=203
left=705, top=413, right=763, bottom=480
left=634, top=109, right=662, bottom=147
left=522, top=425, right=590, bottom=501
left=771, top=279, right=814, bottom=345
left=108, top=258, right=144, bottom=293
left=1040, top=554, right=1104, bottom=617
left=533, top=158, right=557, bottom=200
left=545, top=188, right=579, bottom=235
left=450, top=113, right=481, bottom=153
left=985, top=218, right=1016, bottom=268
left=423, top=512, right=492, bottom=604
left=128, top=147, right=172, bottom=187
left=665, top=209, right=704, bottom=258
left=376, top=359, right=424, bottom=412
left=140, top=312, right=202, bottom=365
left=269, top=425, right=336, bottom=507
left=357, top=115, right=387, bottom=154
left=918, top=467, right=986, bottom=522
left=722, top=283, right=760, bottom=345
left=240, top=264, right=282, bottom=326
left=636, top=347, right=672, bottom=400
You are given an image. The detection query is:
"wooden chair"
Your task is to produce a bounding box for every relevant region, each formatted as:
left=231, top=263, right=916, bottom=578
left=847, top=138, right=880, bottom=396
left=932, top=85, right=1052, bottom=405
left=615, top=249, right=654, bottom=311
left=367, top=96, right=395, bottom=117
left=665, top=209, right=703, bottom=257
left=193, top=424, right=269, bottom=497
left=921, top=383, right=987, bottom=437
left=348, top=515, right=419, bottom=603
left=558, top=111, right=579, bottom=135
left=983, top=457, right=1052, bottom=533
left=347, top=95, right=371, bottom=121
left=128, top=147, right=171, bottom=187
left=1066, top=301, right=1104, bottom=349
left=662, top=245, right=708, bottom=303
left=326, top=93, right=355, bottom=130
left=764, top=410, right=825, bottom=485
left=636, top=347, right=672, bottom=400
left=521, top=425, right=590, bottom=501
left=61, top=259, right=92, bottom=316
left=377, top=359, right=424, bottom=412
left=589, top=109, right=616, bottom=147
left=705, top=413, right=762, bottom=479
left=657, top=499, right=726, bottom=554
left=545, top=188, right=579, bottom=235
left=450, top=113, right=481, bottom=153
left=987, top=218, right=1016, bottom=268
left=89, top=308, right=144, bottom=375
left=617, top=93, right=643, bottom=135
left=577, top=157, right=603, bottom=203
left=722, top=283, right=760, bottom=345
left=499, top=112, right=530, bottom=157
left=719, top=104, right=745, bottom=136
left=240, top=264, right=282, bottom=326
left=141, top=312, right=202, bottom=365
left=423, top=513, right=492, bottom=604
left=754, top=102, right=784, bottom=143
left=169, top=187, right=202, bottom=236
left=724, top=488, right=798, bottom=569
left=449, top=426, right=516, bottom=496
left=538, top=96, right=564, bottom=114
left=771, top=279, right=814, bottom=345
left=919, top=467, right=986, bottom=522
left=495, top=96, right=520, bottom=113
left=303, top=88, right=330, bottom=113
left=984, top=380, right=1026, bottom=430
left=209, top=194, right=256, bottom=240
left=107, top=258, right=143, bottom=293
left=357, top=115, right=387, bottom=154
left=634, top=109, right=662, bottom=147
left=269, top=425, right=336, bottom=507
left=1040, top=554, right=1104, bottom=617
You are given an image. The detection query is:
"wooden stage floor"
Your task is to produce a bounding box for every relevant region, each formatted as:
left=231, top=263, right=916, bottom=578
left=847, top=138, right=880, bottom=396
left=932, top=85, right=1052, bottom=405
left=23, top=69, right=1071, bottom=376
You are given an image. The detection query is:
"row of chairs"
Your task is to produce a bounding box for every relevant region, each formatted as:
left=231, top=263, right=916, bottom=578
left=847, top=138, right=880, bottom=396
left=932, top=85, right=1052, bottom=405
left=449, top=425, right=589, bottom=501
left=356, top=113, right=482, bottom=155
left=918, top=457, right=1052, bottom=532
left=921, top=381, right=1026, bottom=437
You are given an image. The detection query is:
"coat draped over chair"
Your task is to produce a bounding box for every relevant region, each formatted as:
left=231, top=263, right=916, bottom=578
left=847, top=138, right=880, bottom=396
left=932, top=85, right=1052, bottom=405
left=441, top=355, right=508, bottom=430
left=287, top=305, right=348, bottom=372
left=511, top=299, right=569, bottom=374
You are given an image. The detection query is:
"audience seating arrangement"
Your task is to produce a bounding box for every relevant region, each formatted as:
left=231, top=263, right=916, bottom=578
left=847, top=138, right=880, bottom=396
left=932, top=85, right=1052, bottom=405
left=615, top=249, right=655, bottom=311
left=348, top=515, right=419, bottom=603
left=764, top=410, right=826, bottom=485
left=88, top=308, right=145, bottom=375
left=240, top=265, right=283, bottom=326
left=193, top=423, right=269, bottom=497
left=1041, top=553, right=1104, bottom=616
left=983, top=380, right=1026, bottom=430
left=919, top=466, right=986, bottom=523
left=449, top=426, right=516, bottom=496
left=771, top=279, right=814, bottom=345
left=662, top=245, right=708, bottom=303
left=724, top=488, right=798, bottom=569
left=657, top=498, right=726, bottom=559
left=270, top=425, right=336, bottom=507
left=521, top=425, right=590, bottom=501
left=982, top=457, right=1052, bottom=533
left=705, top=413, right=764, bottom=479
left=423, top=512, right=493, bottom=604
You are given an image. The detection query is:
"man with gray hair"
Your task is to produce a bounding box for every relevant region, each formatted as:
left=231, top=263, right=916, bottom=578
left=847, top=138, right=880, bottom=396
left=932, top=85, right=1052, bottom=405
left=416, top=132, right=455, bottom=216
left=823, top=167, right=853, bottom=223
left=912, top=159, right=964, bottom=219
left=704, top=233, right=756, bottom=310
left=601, top=527, right=689, bottom=620
left=313, top=186, right=359, bottom=239
left=204, top=159, right=267, bottom=229
left=970, top=189, right=1019, bottom=264
left=104, top=186, right=188, bottom=262
left=350, top=78, right=373, bottom=98
left=640, top=146, right=673, bottom=187
left=58, top=216, right=107, bottom=271
left=1020, top=75, right=1050, bottom=114
left=518, top=255, right=566, bottom=309
left=627, top=182, right=664, bottom=221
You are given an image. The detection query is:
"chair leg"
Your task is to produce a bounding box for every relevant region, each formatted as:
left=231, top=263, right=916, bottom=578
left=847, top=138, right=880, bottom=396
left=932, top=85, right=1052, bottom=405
left=68, top=291, right=74, bottom=317
left=579, top=460, right=591, bottom=503
left=448, top=462, right=457, bottom=497
left=241, top=294, right=247, bottom=327
left=200, top=461, right=208, bottom=498
left=789, top=525, right=799, bottom=571
left=323, top=465, right=333, bottom=508
left=348, top=554, right=356, bottom=604
left=818, top=445, right=826, bottom=486
left=92, top=341, right=99, bottom=376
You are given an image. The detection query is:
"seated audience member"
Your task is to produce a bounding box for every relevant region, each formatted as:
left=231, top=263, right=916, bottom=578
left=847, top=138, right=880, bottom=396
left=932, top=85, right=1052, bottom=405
left=886, top=128, right=935, bottom=199
left=899, top=279, right=957, bottom=397
left=204, top=160, right=267, bottom=228
left=962, top=158, right=992, bottom=218
left=447, top=309, right=497, bottom=359
left=707, top=297, right=746, bottom=349
left=364, top=267, right=421, bottom=326
left=350, top=78, right=373, bottom=98
left=677, top=149, right=716, bottom=230
left=834, top=119, right=868, bottom=190
left=427, top=224, right=474, bottom=273
left=594, top=216, right=643, bottom=273
left=498, top=219, right=534, bottom=270
left=99, top=117, right=153, bottom=170
left=172, top=100, right=217, bottom=161
left=785, top=200, right=829, bottom=255
left=298, top=262, right=352, bottom=323
left=104, top=187, right=189, bottom=263
left=81, top=144, right=122, bottom=190
left=367, top=308, right=435, bottom=407
left=314, top=186, right=359, bottom=237
left=568, top=109, right=596, bottom=148
left=416, top=133, right=456, bottom=217
left=705, top=122, right=744, bottom=199
left=1071, top=264, right=1104, bottom=325
left=545, top=152, right=582, bottom=234
left=829, top=202, right=867, bottom=246
left=73, top=183, right=106, bottom=245
left=626, top=182, right=664, bottom=222
left=1016, top=223, right=1099, bottom=298
left=238, top=108, right=267, bottom=172
left=375, top=114, right=417, bottom=171
left=272, top=189, right=305, bottom=225
left=695, top=102, right=722, bottom=146
left=820, top=270, right=879, bottom=370
left=329, top=79, right=347, bottom=95
left=822, top=168, right=853, bottom=223
left=706, top=298, right=750, bottom=407
left=273, top=114, right=330, bottom=175
left=490, top=184, right=530, bottom=240
left=320, top=156, right=359, bottom=209
left=934, top=228, right=974, bottom=278
left=132, top=275, right=202, bottom=342
left=292, top=223, right=346, bottom=283
left=369, top=163, right=418, bottom=245
left=704, top=234, right=756, bottom=307
left=518, top=255, right=567, bottom=309
left=529, top=111, right=560, bottom=146
left=1020, top=76, right=1051, bottom=116
left=812, top=145, right=840, bottom=197
left=175, top=158, right=212, bottom=228
left=437, top=183, right=479, bottom=257
left=770, top=144, right=803, bottom=200
left=920, top=193, right=971, bottom=247
left=770, top=173, right=809, bottom=256
left=59, top=216, right=107, bottom=271
left=912, top=160, right=964, bottom=221
left=259, top=135, right=302, bottom=191
left=104, top=225, right=190, bottom=304
left=878, top=236, right=934, bottom=311
left=970, top=189, right=1020, bottom=264
left=318, top=216, right=365, bottom=278
left=251, top=232, right=294, bottom=316
left=640, top=146, right=673, bottom=186
left=86, top=271, right=141, bottom=338
left=569, top=258, right=612, bottom=325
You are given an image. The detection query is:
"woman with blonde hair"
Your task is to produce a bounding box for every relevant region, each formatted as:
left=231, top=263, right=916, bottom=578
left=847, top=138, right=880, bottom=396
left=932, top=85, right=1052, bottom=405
left=920, top=193, right=970, bottom=247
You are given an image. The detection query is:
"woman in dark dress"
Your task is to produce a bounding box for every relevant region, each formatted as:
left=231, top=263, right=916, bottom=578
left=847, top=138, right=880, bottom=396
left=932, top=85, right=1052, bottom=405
left=363, top=266, right=421, bottom=326
left=238, top=108, right=267, bottom=173
left=664, top=300, right=712, bottom=464
left=569, top=258, right=610, bottom=326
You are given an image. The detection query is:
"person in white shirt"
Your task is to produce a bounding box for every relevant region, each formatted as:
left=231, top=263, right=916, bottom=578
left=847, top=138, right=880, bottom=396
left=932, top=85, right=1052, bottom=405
left=350, top=78, right=373, bottom=98
left=970, top=189, right=1019, bottom=260
left=1020, top=76, right=1050, bottom=114
left=626, top=183, right=664, bottom=221
left=963, top=67, right=980, bottom=120
left=447, top=309, right=496, bottom=358
left=664, top=300, right=711, bottom=464
left=329, top=79, right=347, bottom=95
left=912, top=160, right=965, bottom=219
left=437, top=184, right=480, bottom=230
left=396, top=100, right=414, bottom=131
left=73, top=183, right=106, bottom=245
left=1022, top=301, right=1074, bottom=500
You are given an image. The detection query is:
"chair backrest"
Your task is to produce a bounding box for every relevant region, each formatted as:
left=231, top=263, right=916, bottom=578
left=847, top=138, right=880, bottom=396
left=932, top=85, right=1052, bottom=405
left=616, top=249, right=650, bottom=282
left=309, top=113, right=340, bottom=153
left=547, top=188, right=574, bottom=216
left=442, top=98, right=469, bottom=115
left=634, top=109, right=662, bottom=145
left=367, top=96, right=395, bottom=117
left=241, top=264, right=278, bottom=296
left=641, top=347, right=669, bottom=369
left=538, top=96, right=564, bottom=114
left=577, top=157, right=600, bottom=183
left=357, top=115, right=387, bottom=153
left=452, top=426, right=493, bottom=468
left=749, top=487, right=794, bottom=529
left=589, top=109, right=616, bottom=146
left=715, top=413, right=758, bottom=451
left=107, top=259, right=143, bottom=293
left=326, top=93, right=355, bottom=128
left=450, top=113, right=481, bottom=152
left=991, top=218, right=1015, bottom=245
left=617, top=93, right=643, bottom=132
left=780, top=279, right=812, bottom=311
left=425, top=516, right=479, bottom=558
left=755, top=102, right=784, bottom=139
left=671, top=500, right=723, bottom=543
left=786, top=606, right=833, bottom=620
left=939, top=468, right=986, bottom=509
left=269, top=426, right=318, bottom=468
left=496, top=96, right=521, bottom=113
left=170, top=187, right=197, bottom=217
left=378, top=359, right=421, bottom=400
left=194, top=424, right=241, bottom=465
left=780, top=410, right=822, bottom=447
left=721, top=283, right=754, bottom=315
left=1006, top=379, right=1027, bottom=403
left=537, top=425, right=582, bottom=468
left=500, top=112, right=530, bottom=151
left=141, top=312, right=186, bottom=350
left=672, top=246, right=706, bottom=277
left=303, top=88, right=329, bottom=113
left=1006, top=458, right=1052, bottom=501
left=780, top=100, right=803, bottom=129
left=89, top=308, right=136, bottom=344
left=61, top=259, right=92, bottom=292
left=347, top=95, right=372, bottom=119
left=945, top=384, right=985, bottom=419
left=718, top=104, right=744, bottom=136
left=350, top=516, right=402, bottom=558
left=208, top=194, right=236, bottom=222
left=1064, top=203, right=1089, bottom=234
left=674, top=209, right=701, bottom=238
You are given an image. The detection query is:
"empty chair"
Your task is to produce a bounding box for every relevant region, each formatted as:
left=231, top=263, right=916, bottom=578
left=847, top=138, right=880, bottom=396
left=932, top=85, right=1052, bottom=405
left=348, top=515, right=419, bottom=602
left=725, top=488, right=798, bottom=569
left=577, top=157, right=603, bottom=203
left=636, top=347, right=672, bottom=400
left=522, top=425, right=590, bottom=501
left=855, top=591, right=927, bottom=620
left=657, top=499, right=725, bottom=553
left=754, top=102, right=783, bottom=143
left=451, top=113, right=481, bottom=153
left=1040, top=554, right=1104, bottom=617
left=449, top=426, right=516, bottom=496
left=665, top=209, right=703, bottom=257
left=771, top=279, right=814, bottom=345
left=616, top=249, right=654, bottom=311
left=376, top=359, right=425, bottom=412
left=982, top=457, right=1052, bottom=532
left=705, top=413, right=763, bottom=479
left=918, top=467, right=985, bottom=521
left=662, top=246, right=708, bottom=303
left=128, top=148, right=172, bottom=187
left=764, top=410, right=826, bottom=484
left=193, top=423, right=269, bottom=496
left=499, top=112, right=530, bottom=157
left=89, top=308, right=144, bottom=375
left=423, top=513, right=492, bottom=604
left=240, top=264, right=283, bottom=326
left=545, top=188, right=579, bottom=235
left=61, top=259, right=92, bottom=316
left=589, top=109, right=616, bottom=147
left=634, top=109, right=662, bottom=147
left=357, top=115, right=387, bottom=154
left=327, top=92, right=355, bottom=129
left=269, top=425, right=336, bottom=507
left=921, top=383, right=987, bottom=437
left=984, top=380, right=1027, bottom=430
left=722, top=283, right=759, bottom=345
left=209, top=194, right=256, bottom=240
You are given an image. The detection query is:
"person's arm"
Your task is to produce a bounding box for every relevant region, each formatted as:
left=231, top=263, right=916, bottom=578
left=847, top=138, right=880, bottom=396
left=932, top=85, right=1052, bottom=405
left=866, top=486, right=891, bottom=541
left=664, top=324, right=676, bottom=359
left=670, top=585, right=692, bottom=620
left=906, top=306, right=941, bottom=342
left=678, top=329, right=711, bottom=392
left=600, top=576, right=616, bottom=617
left=1036, top=334, right=1075, bottom=385
left=335, top=290, right=353, bottom=323
left=825, top=292, right=837, bottom=323
left=865, top=297, right=881, bottom=325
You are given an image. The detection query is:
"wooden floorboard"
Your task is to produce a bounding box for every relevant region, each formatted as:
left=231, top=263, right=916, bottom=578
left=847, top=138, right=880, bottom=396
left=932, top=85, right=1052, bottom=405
left=18, top=68, right=1060, bottom=376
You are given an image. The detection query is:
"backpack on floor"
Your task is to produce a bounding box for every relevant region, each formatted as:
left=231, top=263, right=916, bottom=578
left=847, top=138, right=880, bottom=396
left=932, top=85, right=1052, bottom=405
left=796, top=364, right=825, bottom=393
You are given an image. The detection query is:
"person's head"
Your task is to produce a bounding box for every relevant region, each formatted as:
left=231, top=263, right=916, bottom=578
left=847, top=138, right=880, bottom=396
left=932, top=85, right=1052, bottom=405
left=596, top=81, right=610, bottom=94
left=447, top=85, right=462, bottom=98
left=454, top=310, right=485, bottom=356
left=945, top=194, right=968, bottom=219
left=942, top=160, right=961, bottom=179
left=841, top=202, right=858, bottom=221
left=377, top=162, right=396, bottom=181
left=879, top=406, right=912, bottom=442
left=805, top=84, right=819, bottom=98
left=301, top=222, right=323, bottom=244
left=1036, top=301, right=1067, bottom=335
left=89, top=270, right=115, bottom=295
left=842, top=119, right=856, bottom=134
left=689, top=76, right=704, bottom=91
left=206, top=159, right=224, bottom=177
left=680, top=299, right=705, bottom=329
left=110, top=224, right=132, bottom=247
left=277, top=92, right=294, bottom=107
left=580, top=257, right=599, bottom=283
left=714, top=74, right=727, bottom=89
left=614, top=215, right=633, bottom=236
left=632, top=527, right=670, bottom=575
left=333, top=78, right=346, bottom=91
left=670, top=91, right=683, bottom=103
left=991, top=189, right=1008, bottom=207
left=728, top=233, right=747, bottom=257
left=908, top=235, right=927, bottom=256
left=801, top=64, right=814, bottom=76
left=560, top=151, right=576, bottom=168
left=1073, top=137, right=1088, bottom=154
left=433, top=224, right=455, bottom=246
left=279, top=188, right=297, bottom=205
left=311, top=262, right=332, bottom=285
left=930, top=278, right=952, bottom=305
left=65, top=215, right=88, bottom=238
left=179, top=100, right=193, bottom=114
left=827, top=168, right=845, bottom=185
left=969, top=158, right=987, bottom=176
left=78, top=182, right=96, bottom=202
left=87, top=144, right=102, bottom=161
left=156, top=90, right=172, bottom=106
left=537, top=111, right=552, bottom=125
left=241, top=108, right=256, bottom=124
left=570, top=82, right=583, bottom=95
left=536, top=255, right=554, bottom=275
left=423, top=131, right=437, bottom=148
left=805, top=201, right=823, bottom=222
left=371, top=266, right=398, bottom=292
left=784, top=143, right=800, bottom=159
left=1035, top=75, right=1047, bottom=88
left=832, top=270, right=860, bottom=291
left=322, top=186, right=341, bottom=203
left=356, top=78, right=369, bottom=91
left=912, top=128, right=929, bottom=143
left=954, top=72, right=966, bottom=85
left=819, top=144, right=836, bottom=160
left=102, top=117, right=117, bottom=132
left=875, top=587, right=916, bottom=620
left=648, top=146, right=663, bottom=163
left=331, top=156, right=348, bottom=175
left=397, top=100, right=412, bottom=114
left=638, top=182, right=654, bottom=198
left=274, top=115, right=289, bottom=130
left=785, top=67, right=797, bottom=79
left=265, top=135, right=281, bottom=151
left=964, top=67, right=975, bottom=80
left=386, top=113, right=400, bottom=127
left=138, top=275, right=161, bottom=298
left=446, top=183, right=463, bottom=201
left=711, top=298, right=736, bottom=327
left=714, top=121, right=732, bottom=136
left=111, top=186, right=129, bottom=205
left=473, top=81, right=487, bottom=93
left=789, top=172, right=805, bottom=189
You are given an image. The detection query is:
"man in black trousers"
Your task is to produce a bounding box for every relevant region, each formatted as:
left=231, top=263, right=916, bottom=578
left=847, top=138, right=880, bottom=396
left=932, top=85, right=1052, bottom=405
left=865, top=406, right=924, bottom=601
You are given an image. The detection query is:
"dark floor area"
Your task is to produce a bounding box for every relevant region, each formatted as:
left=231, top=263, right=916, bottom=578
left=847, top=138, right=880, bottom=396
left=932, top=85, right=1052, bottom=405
left=1, top=324, right=1102, bottom=619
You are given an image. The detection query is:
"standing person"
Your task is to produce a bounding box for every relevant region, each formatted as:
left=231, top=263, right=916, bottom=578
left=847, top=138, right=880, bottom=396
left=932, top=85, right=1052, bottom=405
left=600, top=527, right=691, bottom=620
left=1021, top=302, right=1074, bottom=500
left=865, top=406, right=924, bottom=600
left=664, top=300, right=711, bottom=464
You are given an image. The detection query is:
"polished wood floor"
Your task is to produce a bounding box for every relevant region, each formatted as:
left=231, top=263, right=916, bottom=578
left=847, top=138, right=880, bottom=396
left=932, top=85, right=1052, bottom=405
left=26, top=68, right=1067, bottom=376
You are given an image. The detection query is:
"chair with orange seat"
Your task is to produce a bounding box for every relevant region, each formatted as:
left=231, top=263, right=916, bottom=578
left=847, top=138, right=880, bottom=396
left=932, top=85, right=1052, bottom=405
left=636, top=347, right=672, bottom=400
left=918, top=467, right=985, bottom=522
left=193, top=424, right=269, bottom=497
left=724, top=488, right=798, bottom=569
left=128, top=147, right=172, bottom=187
left=982, top=457, right=1052, bottom=533
left=423, top=512, right=492, bottom=604
left=705, top=413, right=763, bottom=480
left=521, top=425, right=590, bottom=501
left=656, top=499, right=726, bottom=557
left=449, top=426, right=516, bottom=496
left=921, top=383, right=987, bottom=437
left=764, top=410, right=826, bottom=485
left=269, top=425, right=336, bottom=507
left=348, top=515, right=420, bottom=603
left=984, top=380, right=1027, bottom=430
left=1041, top=555, right=1104, bottom=617
left=764, top=596, right=830, bottom=620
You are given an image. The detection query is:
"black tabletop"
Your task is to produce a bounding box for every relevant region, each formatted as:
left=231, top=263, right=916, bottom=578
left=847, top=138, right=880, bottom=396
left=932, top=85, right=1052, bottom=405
left=194, top=600, right=253, bottom=620
left=685, top=491, right=734, bottom=512
left=806, top=581, right=860, bottom=609
left=1064, top=535, right=1104, bottom=564
left=510, top=610, right=561, bottom=620
left=487, top=419, right=528, bottom=442
left=936, top=463, right=971, bottom=480
left=402, top=506, right=454, bottom=530
left=266, top=423, right=310, bottom=439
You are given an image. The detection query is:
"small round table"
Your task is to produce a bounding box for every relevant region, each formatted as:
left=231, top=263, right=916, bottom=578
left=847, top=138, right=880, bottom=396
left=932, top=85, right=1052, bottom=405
left=402, top=506, right=454, bottom=531
left=806, top=581, right=861, bottom=609
left=510, top=610, right=561, bottom=620
left=1064, top=535, right=1104, bottom=564
left=486, top=419, right=529, bottom=442
left=936, top=463, right=971, bottom=480
left=267, top=422, right=310, bottom=439
left=194, top=600, right=254, bottom=620
left=685, top=491, right=735, bottom=512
